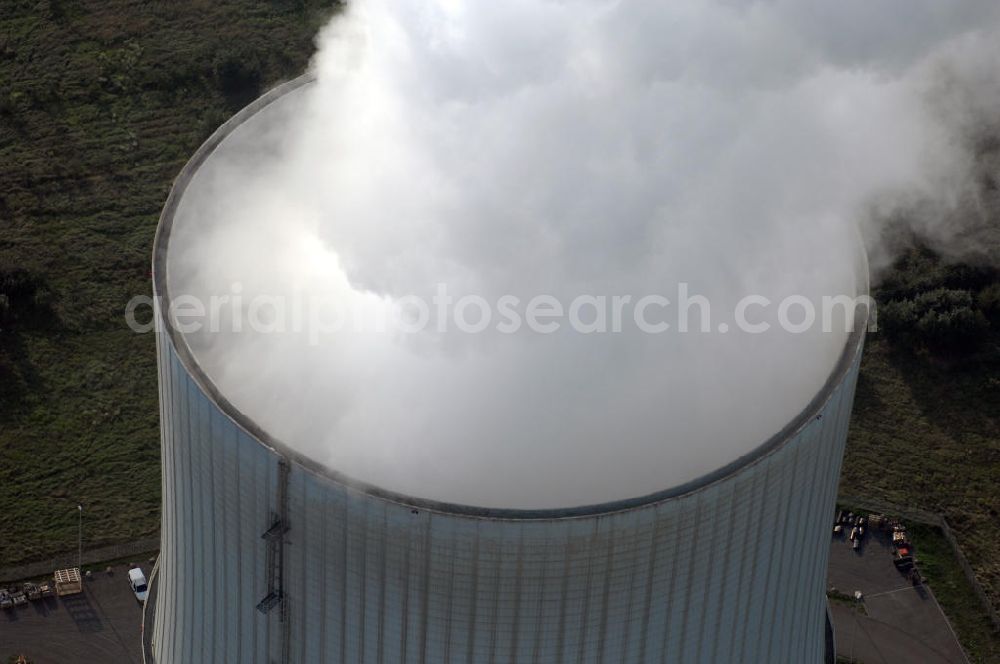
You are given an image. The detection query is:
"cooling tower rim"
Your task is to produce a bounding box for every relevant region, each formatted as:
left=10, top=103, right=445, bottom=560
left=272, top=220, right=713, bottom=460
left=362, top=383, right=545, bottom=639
left=152, top=74, right=870, bottom=521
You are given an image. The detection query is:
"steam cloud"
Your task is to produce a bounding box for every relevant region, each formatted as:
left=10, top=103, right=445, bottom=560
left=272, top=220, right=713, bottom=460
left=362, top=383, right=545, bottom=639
left=166, top=0, right=1000, bottom=508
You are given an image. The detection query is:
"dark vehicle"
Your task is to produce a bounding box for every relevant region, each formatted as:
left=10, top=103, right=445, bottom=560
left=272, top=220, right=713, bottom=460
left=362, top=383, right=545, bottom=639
left=0, top=589, right=12, bottom=610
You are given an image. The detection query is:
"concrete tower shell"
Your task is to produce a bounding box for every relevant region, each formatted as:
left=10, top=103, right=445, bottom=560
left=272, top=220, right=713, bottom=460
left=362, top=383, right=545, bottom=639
left=151, top=76, right=868, bottom=663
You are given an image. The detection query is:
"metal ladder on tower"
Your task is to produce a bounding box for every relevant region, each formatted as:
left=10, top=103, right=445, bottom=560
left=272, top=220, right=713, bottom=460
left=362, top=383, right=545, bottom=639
left=257, top=459, right=291, bottom=662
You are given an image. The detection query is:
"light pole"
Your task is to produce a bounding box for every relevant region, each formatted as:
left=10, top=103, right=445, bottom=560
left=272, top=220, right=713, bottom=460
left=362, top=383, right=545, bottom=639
left=77, top=504, right=83, bottom=571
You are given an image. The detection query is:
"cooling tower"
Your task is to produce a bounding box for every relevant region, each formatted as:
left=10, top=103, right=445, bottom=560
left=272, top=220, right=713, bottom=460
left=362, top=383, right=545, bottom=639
left=150, top=76, right=868, bottom=663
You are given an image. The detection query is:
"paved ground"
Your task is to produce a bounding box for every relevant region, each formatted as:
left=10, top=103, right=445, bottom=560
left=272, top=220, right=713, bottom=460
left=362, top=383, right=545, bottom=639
left=0, top=564, right=145, bottom=664
left=828, top=525, right=968, bottom=664
left=831, top=602, right=956, bottom=664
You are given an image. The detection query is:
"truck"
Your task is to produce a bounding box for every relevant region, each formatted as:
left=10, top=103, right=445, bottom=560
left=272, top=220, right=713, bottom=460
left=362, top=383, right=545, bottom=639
left=894, top=545, right=915, bottom=571
left=23, top=582, right=42, bottom=601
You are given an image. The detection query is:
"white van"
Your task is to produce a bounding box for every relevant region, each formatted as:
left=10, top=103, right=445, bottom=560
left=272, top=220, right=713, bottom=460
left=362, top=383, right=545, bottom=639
left=128, top=567, right=149, bottom=602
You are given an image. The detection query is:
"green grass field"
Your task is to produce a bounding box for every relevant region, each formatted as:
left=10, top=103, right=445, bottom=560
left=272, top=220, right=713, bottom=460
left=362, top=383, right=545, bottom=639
left=0, top=0, right=332, bottom=564
left=1, top=1, right=998, bottom=658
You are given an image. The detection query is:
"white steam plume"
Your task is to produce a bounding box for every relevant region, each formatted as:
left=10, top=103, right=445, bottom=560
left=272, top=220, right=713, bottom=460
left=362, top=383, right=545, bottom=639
left=166, top=0, right=1000, bottom=508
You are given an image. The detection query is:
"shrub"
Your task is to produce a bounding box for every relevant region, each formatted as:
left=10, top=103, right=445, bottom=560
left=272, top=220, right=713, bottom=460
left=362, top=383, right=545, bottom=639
left=213, top=47, right=263, bottom=109
left=0, top=268, right=39, bottom=309
left=0, top=294, right=10, bottom=328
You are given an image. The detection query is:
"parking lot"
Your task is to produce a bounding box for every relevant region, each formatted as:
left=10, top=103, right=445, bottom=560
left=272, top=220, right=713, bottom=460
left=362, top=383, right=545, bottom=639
left=828, top=521, right=968, bottom=664
left=0, top=564, right=146, bottom=664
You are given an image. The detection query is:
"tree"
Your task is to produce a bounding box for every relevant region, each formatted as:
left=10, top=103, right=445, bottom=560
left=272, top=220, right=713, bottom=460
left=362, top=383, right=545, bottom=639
left=0, top=267, right=39, bottom=310
left=881, top=288, right=990, bottom=352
